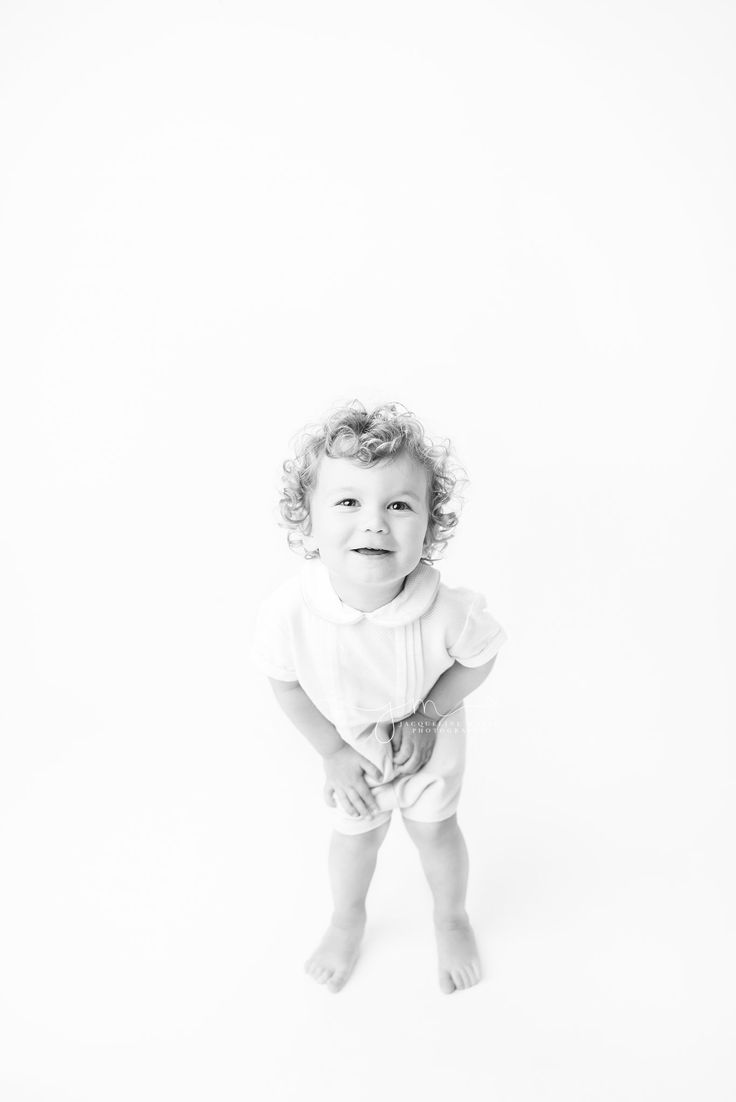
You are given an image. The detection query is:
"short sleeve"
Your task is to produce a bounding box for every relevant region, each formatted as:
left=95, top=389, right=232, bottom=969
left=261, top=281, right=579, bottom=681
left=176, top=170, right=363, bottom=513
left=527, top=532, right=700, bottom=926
left=447, top=591, right=508, bottom=668
left=250, top=594, right=298, bottom=681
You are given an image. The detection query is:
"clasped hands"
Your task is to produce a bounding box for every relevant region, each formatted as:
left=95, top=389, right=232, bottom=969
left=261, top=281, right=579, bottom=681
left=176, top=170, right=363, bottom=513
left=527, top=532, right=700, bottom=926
left=322, top=708, right=439, bottom=820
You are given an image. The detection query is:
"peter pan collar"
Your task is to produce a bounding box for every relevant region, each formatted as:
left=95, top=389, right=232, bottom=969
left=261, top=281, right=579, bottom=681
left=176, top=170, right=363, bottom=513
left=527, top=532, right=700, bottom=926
left=300, top=556, right=440, bottom=626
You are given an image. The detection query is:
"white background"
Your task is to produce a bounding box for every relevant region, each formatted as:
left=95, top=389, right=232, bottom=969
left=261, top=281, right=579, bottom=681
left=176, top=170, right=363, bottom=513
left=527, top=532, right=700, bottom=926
left=1, top=2, right=734, bottom=1099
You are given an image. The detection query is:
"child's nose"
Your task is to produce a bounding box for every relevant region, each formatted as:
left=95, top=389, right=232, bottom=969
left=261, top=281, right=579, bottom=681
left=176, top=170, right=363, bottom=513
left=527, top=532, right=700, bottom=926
left=361, top=508, right=388, bottom=531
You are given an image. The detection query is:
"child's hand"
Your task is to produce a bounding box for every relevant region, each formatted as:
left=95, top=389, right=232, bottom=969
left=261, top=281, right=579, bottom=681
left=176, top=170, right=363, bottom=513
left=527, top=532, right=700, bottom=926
left=322, top=744, right=383, bottom=819
left=391, top=711, right=439, bottom=777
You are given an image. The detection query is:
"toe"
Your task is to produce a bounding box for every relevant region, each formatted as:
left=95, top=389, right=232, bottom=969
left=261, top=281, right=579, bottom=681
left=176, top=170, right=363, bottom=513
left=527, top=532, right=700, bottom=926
left=327, top=971, right=347, bottom=993
left=452, top=969, right=466, bottom=990
left=439, top=971, right=456, bottom=994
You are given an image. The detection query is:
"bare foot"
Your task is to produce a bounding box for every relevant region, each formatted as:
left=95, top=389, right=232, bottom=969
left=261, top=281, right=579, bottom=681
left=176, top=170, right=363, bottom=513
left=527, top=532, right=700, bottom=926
left=304, top=909, right=366, bottom=993
left=434, top=914, right=481, bottom=994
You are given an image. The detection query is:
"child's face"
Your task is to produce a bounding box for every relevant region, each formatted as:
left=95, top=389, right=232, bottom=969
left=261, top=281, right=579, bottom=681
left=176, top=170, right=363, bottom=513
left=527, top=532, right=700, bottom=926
left=307, top=451, right=431, bottom=594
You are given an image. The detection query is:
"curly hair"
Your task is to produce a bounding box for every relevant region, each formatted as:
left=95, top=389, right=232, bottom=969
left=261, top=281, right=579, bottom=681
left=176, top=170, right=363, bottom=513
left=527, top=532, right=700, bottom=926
left=276, top=399, right=469, bottom=565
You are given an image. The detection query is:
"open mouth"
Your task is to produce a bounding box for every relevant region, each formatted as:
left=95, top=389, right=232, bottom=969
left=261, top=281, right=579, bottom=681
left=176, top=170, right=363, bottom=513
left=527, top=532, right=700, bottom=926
left=352, top=548, right=391, bottom=555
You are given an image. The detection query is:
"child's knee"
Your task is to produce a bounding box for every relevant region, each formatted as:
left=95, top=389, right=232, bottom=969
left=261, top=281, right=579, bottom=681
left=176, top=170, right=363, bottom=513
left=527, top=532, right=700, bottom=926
left=402, top=813, right=458, bottom=846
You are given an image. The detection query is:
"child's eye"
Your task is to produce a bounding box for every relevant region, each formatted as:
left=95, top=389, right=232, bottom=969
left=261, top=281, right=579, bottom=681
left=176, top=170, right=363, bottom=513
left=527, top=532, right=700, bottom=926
left=334, top=499, right=411, bottom=510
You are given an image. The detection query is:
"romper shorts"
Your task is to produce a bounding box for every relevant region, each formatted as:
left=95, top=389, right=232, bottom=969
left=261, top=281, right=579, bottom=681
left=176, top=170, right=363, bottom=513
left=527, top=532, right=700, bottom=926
left=330, top=702, right=468, bottom=836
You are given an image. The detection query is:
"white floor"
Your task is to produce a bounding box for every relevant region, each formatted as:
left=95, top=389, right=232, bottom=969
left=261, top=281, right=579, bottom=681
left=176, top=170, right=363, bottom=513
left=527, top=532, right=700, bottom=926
left=0, top=690, right=732, bottom=1102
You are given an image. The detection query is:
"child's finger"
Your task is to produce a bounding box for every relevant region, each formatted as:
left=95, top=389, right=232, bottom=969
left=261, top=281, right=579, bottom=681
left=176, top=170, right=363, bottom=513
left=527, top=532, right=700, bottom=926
left=357, top=783, right=379, bottom=813
left=357, top=755, right=383, bottom=784
left=398, top=748, right=422, bottom=774
left=335, top=792, right=359, bottom=817
left=344, top=787, right=372, bottom=818
left=323, top=783, right=336, bottom=807
left=393, top=743, right=412, bottom=766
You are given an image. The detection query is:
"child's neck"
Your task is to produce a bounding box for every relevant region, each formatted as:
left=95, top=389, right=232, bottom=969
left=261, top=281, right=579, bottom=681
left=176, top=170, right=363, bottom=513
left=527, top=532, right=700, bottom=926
left=327, top=572, right=408, bottom=614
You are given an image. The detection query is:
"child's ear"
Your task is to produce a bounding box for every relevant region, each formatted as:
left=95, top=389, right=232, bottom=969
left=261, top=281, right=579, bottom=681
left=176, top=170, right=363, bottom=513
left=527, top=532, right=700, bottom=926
left=303, top=535, right=319, bottom=554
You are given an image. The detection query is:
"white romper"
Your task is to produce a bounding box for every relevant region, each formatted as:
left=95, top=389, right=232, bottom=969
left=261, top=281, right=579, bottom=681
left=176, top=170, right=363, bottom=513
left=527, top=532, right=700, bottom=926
left=251, top=557, right=507, bottom=834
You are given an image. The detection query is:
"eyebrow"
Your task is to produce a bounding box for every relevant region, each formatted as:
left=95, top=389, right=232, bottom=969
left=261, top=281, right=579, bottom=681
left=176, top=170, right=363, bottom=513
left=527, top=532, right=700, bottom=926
left=330, top=487, right=423, bottom=501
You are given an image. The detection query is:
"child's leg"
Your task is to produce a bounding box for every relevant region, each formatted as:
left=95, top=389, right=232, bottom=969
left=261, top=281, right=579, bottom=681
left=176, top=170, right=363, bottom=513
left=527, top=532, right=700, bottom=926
left=305, top=818, right=391, bottom=993
left=402, top=812, right=481, bottom=994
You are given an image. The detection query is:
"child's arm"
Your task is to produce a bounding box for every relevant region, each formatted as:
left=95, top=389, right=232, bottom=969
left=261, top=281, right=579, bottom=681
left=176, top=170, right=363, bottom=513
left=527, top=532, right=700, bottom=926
left=268, top=680, right=382, bottom=818
left=268, top=679, right=345, bottom=757
left=392, top=656, right=498, bottom=776
left=420, top=655, right=498, bottom=722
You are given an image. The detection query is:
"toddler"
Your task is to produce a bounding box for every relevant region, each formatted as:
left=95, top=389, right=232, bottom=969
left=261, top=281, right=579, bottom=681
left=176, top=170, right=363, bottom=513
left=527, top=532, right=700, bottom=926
left=251, top=400, right=507, bottom=994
